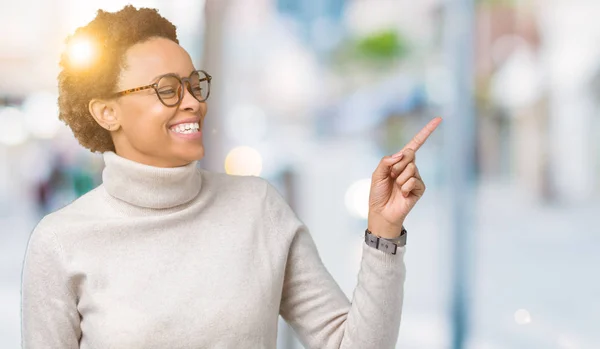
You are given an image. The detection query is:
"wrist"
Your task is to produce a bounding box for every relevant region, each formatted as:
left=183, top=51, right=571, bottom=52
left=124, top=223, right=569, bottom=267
left=364, top=225, right=408, bottom=253
left=367, top=218, right=404, bottom=239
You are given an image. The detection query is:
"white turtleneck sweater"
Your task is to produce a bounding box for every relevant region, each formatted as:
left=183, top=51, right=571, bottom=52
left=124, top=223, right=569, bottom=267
left=21, top=151, right=407, bottom=349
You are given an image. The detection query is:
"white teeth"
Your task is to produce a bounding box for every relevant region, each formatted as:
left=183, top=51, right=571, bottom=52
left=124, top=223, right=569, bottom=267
left=170, top=122, right=200, bottom=133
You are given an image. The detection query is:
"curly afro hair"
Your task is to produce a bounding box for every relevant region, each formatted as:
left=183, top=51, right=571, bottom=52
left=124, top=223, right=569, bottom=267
left=58, top=5, right=179, bottom=153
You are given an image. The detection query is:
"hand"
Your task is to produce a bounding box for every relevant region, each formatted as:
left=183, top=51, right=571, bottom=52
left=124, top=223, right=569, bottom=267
left=367, top=117, right=442, bottom=239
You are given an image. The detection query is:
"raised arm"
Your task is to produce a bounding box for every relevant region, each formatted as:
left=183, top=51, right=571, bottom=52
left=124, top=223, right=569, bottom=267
left=267, top=183, right=406, bottom=349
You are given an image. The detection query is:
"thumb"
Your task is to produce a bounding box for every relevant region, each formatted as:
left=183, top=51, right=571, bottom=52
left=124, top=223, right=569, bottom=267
left=372, top=153, right=403, bottom=182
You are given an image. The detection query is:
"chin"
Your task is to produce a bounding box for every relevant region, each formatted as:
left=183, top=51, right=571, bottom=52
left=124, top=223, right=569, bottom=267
left=179, top=145, right=205, bottom=163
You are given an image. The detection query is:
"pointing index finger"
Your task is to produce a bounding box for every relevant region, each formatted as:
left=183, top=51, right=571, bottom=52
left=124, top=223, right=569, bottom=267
left=403, top=117, right=442, bottom=152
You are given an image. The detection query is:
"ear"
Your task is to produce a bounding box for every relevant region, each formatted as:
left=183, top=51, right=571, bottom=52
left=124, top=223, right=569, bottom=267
left=89, top=99, right=120, bottom=131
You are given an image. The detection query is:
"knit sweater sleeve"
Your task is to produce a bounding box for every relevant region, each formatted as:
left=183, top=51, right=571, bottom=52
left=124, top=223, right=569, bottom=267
left=265, top=182, right=407, bottom=349
left=21, top=218, right=81, bottom=348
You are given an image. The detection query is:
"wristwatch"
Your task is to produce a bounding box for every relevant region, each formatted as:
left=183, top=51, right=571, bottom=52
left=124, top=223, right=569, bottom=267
left=364, top=226, right=407, bottom=255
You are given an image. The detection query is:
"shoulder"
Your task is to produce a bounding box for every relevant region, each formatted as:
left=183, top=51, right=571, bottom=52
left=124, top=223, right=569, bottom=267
left=43, top=186, right=105, bottom=223
left=198, top=170, right=293, bottom=218
left=199, top=171, right=302, bottom=240
left=199, top=170, right=272, bottom=201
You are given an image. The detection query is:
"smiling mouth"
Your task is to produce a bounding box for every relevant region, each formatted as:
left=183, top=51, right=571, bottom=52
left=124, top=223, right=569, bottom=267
left=169, top=122, right=201, bottom=134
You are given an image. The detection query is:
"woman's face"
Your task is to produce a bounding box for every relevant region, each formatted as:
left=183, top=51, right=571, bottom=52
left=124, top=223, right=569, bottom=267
left=110, top=37, right=207, bottom=167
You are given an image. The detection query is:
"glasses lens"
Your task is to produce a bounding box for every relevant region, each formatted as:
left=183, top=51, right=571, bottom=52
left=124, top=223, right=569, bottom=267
left=156, top=75, right=182, bottom=106
left=188, top=70, right=210, bottom=102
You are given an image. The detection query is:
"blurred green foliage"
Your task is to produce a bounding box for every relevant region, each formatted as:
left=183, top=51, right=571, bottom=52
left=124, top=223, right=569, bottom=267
left=355, top=30, right=408, bottom=61
left=332, top=29, right=410, bottom=69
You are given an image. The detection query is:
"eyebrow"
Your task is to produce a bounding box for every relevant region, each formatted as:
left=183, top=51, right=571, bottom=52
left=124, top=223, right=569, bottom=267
left=149, top=69, right=198, bottom=83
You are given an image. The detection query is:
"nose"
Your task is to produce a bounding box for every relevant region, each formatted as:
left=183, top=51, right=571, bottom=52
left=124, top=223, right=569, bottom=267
left=178, top=80, right=203, bottom=112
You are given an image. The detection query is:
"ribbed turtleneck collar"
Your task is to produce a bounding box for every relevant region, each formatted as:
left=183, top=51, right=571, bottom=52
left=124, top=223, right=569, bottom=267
left=101, top=151, right=202, bottom=209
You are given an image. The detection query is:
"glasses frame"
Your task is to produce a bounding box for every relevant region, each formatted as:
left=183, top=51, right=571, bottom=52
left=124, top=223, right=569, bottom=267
left=112, top=69, right=212, bottom=107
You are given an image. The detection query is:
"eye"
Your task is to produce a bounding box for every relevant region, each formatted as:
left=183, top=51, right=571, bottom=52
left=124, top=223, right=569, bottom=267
left=158, top=88, right=177, bottom=97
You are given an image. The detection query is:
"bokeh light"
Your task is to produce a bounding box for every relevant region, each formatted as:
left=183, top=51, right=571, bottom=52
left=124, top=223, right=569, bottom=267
left=0, top=107, right=29, bottom=146
left=22, top=92, right=63, bottom=139
left=344, top=178, right=371, bottom=219
left=224, top=146, right=263, bottom=176
left=514, top=309, right=532, bottom=325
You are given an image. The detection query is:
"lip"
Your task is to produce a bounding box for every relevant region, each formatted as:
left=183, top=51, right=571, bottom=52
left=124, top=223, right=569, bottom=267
left=168, top=117, right=201, bottom=128
left=170, top=129, right=202, bottom=140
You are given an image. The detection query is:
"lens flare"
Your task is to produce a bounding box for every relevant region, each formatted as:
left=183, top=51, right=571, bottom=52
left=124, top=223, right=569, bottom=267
left=67, top=37, right=96, bottom=67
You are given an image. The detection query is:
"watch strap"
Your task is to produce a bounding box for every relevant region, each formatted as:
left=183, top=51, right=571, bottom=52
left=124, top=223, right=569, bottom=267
left=364, top=226, right=407, bottom=255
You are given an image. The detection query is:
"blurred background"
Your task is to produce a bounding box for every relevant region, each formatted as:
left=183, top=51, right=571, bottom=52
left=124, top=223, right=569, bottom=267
left=1, top=0, right=599, bottom=348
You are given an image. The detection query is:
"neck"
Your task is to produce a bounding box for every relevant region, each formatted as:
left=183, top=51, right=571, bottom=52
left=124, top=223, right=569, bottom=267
left=102, top=151, right=202, bottom=209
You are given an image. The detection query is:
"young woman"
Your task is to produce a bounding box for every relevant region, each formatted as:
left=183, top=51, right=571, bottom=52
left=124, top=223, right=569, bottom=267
left=21, top=5, right=441, bottom=349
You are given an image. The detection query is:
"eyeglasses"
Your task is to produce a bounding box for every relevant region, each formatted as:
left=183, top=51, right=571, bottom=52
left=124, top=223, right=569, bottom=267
left=112, top=70, right=212, bottom=107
